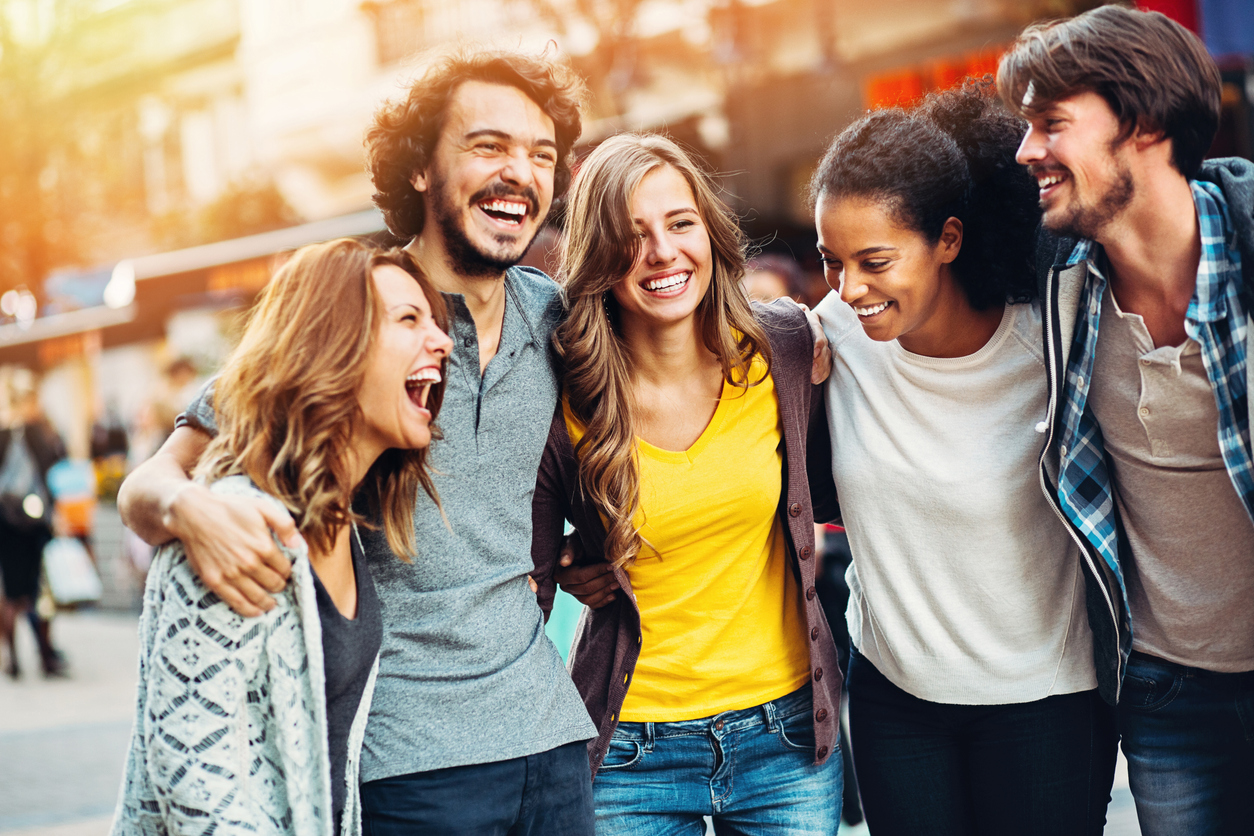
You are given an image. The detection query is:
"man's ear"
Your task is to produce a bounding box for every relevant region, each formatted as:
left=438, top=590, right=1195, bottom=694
left=1130, top=118, right=1168, bottom=153
left=410, top=170, right=428, bottom=193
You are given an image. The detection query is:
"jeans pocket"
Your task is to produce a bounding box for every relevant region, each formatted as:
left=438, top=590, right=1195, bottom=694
left=598, top=735, right=643, bottom=771
left=1122, top=665, right=1183, bottom=713
left=776, top=709, right=818, bottom=753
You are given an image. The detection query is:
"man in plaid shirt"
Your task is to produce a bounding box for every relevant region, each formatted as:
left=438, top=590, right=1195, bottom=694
left=999, top=6, right=1254, bottom=835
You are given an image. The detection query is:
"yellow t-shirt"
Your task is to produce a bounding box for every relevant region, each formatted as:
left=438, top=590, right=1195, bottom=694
left=564, top=356, right=812, bottom=721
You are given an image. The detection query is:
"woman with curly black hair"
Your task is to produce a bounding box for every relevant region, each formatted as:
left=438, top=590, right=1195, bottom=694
left=809, top=80, right=1117, bottom=835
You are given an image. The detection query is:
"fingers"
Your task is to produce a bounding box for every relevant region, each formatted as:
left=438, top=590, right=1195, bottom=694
left=556, top=562, right=619, bottom=608
left=256, top=500, right=300, bottom=551
left=804, top=306, right=833, bottom=385
left=528, top=575, right=539, bottom=594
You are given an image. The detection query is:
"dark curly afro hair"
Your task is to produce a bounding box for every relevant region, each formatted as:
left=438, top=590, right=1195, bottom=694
left=809, top=78, right=1041, bottom=311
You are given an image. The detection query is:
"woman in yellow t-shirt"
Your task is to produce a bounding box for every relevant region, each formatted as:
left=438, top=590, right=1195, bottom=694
left=531, top=133, right=844, bottom=834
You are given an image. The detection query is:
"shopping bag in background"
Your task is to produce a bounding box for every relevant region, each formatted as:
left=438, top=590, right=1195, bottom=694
left=43, top=536, right=103, bottom=605
left=47, top=459, right=97, bottom=537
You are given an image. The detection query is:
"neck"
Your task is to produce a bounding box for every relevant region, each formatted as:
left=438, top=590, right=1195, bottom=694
left=405, top=233, right=508, bottom=322
left=898, top=271, right=1004, bottom=359
left=1096, top=171, right=1199, bottom=302
left=618, top=315, right=718, bottom=386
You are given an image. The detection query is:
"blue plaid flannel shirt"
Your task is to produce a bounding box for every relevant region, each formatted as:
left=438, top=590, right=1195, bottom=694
left=1056, top=181, right=1253, bottom=598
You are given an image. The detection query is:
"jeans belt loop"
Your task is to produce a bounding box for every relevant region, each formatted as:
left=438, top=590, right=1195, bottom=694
left=643, top=721, right=655, bottom=752
left=762, top=696, right=779, bottom=732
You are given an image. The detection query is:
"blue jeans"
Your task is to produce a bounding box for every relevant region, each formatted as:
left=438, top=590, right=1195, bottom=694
left=592, top=685, right=843, bottom=835
left=1118, top=650, right=1254, bottom=836
left=846, top=647, right=1117, bottom=836
left=359, top=740, right=594, bottom=836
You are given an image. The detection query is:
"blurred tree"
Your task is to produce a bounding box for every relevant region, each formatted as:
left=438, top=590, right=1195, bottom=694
left=0, top=2, right=85, bottom=302
left=151, top=177, right=303, bottom=251
left=513, top=0, right=665, bottom=118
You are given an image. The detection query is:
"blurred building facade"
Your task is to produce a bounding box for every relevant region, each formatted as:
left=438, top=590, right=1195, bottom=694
left=0, top=0, right=1251, bottom=460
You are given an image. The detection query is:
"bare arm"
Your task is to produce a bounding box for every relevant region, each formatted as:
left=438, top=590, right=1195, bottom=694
left=118, top=426, right=298, bottom=616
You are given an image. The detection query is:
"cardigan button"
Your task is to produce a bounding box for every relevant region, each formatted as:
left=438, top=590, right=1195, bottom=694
left=814, top=667, right=823, bottom=682
left=817, top=746, right=829, bottom=759
left=799, top=546, right=812, bottom=560
left=815, top=708, right=828, bottom=723
left=788, top=502, right=802, bottom=517
left=810, top=627, right=819, bottom=641
left=805, top=586, right=817, bottom=601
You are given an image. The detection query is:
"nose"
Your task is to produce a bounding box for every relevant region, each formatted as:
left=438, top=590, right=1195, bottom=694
left=839, top=269, right=866, bottom=306
left=1016, top=127, right=1045, bottom=166
left=429, top=325, right=453, bottom=358
left=499, top=148, right=535, bottom=188
left=643, top=230, right=677, bottom=266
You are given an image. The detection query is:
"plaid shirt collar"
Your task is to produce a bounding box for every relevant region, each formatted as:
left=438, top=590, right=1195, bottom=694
left=1057, top=181, right=1253, bottom=582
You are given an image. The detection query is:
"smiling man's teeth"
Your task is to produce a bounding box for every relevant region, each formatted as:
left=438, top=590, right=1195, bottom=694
left=1037, top=173, right=1065, bottom=188
left=644, top=272, right=690, bottom=292
left=855, top=301, right=890, bottom=317
left=481, top=199, right=527, bottom=216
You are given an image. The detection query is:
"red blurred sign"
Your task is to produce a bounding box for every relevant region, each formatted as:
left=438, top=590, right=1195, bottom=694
left=864, top=45, right=1007, bottom=109
left=1136, top=0, right=1200, bottom=33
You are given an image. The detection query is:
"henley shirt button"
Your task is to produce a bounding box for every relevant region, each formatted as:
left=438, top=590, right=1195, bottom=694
left=788, top=502, right=802, bottom=517
left=814, top=667, right=823, bottom=682
left=810, top=627, right=820, bottom=641
left=815, top=708, right=828, bottom=723
left=462, top=336, right=474, bottom=348
left=817, top=746, right=829, bottom=759
left=1140, top=358, right=1150, bottom=366
left=1139, top=407, right=1150, bottom=417
left=806, top=586, right=817, bottom=601
left=800, top=546, right=812, bottom=560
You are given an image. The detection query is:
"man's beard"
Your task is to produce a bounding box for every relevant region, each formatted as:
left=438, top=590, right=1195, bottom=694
left=427, top=175, right=542, bottom=279
left=1043, top=157, right=1134, bottom=241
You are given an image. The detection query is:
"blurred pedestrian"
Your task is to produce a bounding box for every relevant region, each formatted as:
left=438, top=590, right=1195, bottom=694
left=111, top=240, right=451, bottom=836
left=538, top=133, right=841, bottom=833
left=1001, top=7, right=1254, bottom=833
left=810, top=80, right=1116, bottom=835
left=0, top=377, right=68, bottom=679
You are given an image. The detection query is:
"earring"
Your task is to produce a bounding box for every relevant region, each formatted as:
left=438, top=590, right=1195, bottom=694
left=602, top=293, right=613, bottom=325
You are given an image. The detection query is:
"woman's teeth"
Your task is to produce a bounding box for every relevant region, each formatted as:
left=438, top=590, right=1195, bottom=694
left=643, top=272, right=690, bottom=292
left=405, top=369, right=441, bottom=407
left=855, top=301, right=891, bottom=317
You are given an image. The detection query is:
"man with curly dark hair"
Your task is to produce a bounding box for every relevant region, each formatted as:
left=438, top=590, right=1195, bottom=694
left=1001, top=6, right=1254, bottom=834
left=118, top=49, right=600, bottom=835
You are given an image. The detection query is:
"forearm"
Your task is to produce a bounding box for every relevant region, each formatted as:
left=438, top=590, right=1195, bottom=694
left=118, top=427, right=210, bottom=546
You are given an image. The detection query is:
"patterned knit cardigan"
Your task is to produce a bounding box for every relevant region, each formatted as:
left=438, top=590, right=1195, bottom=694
left=110, top=475, right=377, bottom=836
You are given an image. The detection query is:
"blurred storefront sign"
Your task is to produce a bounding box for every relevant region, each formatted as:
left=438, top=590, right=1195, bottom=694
left=863, top=46, right=1005, bottom=110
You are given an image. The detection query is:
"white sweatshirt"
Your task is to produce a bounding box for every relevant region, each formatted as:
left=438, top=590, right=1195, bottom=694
left=817, top=293, right=1096, bottom=705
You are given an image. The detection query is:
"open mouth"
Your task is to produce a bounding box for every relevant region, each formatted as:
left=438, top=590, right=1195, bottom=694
left=477, top=198, right=529, bottom=228
left=1034, top=168, right=1069, bottom=201
left=853, top=300, right=892, bottom=319
left=405, top=368, right=441, bottom=411
left=641, top=271, right=690, bottom=296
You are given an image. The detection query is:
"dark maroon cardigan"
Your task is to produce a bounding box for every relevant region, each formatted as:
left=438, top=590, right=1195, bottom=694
left=531, top=299, right=842, bottom=776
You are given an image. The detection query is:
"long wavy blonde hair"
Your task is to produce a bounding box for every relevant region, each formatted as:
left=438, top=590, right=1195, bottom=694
left=195, top=239, right=448, bottom=560
left=554, top=133, right=771, bottom=568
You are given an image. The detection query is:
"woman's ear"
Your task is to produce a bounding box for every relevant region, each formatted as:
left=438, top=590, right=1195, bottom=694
left=938, top=217, right=964, bottom=265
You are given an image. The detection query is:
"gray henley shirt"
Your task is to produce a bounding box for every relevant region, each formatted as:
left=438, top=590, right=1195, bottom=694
left=179, top=266, right=596, bottom=779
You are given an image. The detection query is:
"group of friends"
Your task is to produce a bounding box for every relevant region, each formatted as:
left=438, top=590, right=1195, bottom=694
left=106, top=5, right=1253, bottom=835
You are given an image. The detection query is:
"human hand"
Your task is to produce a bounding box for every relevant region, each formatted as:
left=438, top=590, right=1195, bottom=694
left=799, top=303, right=832, bottom=385
left=164, top=484, right=300, bottom=617
left=556, top=549, right=619, bottom=609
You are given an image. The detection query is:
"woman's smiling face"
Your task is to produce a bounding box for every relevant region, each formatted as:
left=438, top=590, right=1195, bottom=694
left=610, top=164, right=713, bottom=332
left=815, top=194, right=964, bottom=354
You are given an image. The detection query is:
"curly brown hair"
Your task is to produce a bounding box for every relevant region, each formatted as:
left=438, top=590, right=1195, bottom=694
left=365, top=48, right=586, bottom=240
left=195, top=240, right=448, bottom=561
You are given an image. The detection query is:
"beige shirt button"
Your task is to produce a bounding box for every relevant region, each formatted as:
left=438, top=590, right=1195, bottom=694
left=1139, top=407, right=1150, bottom=417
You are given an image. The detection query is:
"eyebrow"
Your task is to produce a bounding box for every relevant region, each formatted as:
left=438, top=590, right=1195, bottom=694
left=633, top=207, right=699, bottom=223
left=464, top=128, right=558, bottom=150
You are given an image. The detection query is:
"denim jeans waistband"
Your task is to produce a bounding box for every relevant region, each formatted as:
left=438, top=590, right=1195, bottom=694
left=613, top=684, right=814, bottom=740
left=1128, top=650, right=1254, bottom=689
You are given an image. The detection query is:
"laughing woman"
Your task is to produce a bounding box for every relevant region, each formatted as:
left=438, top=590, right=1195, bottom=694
left=111, top=240, right=452, bottom=836
left=811, top=82, right=1115, bottom=836
left=532, top=133, right=843, bottom=834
